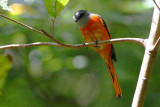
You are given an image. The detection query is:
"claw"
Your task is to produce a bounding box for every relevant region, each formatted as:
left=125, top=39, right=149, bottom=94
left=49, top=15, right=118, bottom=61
left=83, top=42, right=86, bottom=46
left=94, top=40, right=101, bottom=48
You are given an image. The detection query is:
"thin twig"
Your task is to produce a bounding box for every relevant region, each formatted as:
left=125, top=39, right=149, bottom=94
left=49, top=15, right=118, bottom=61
left=0, top=13, right=81, bottom=47
left=150, top=37, right=160, bottom=51
left=0, top=13, right=146, bottom=49
left=0, top=14, right=44, bottom=35
left=0, top=38, right=145, bottom=50
left=97, top=38, right=146, bottom=47
left=0, top=42, right=61, bottom=50
left=0, top=13, right=65, bottom=46
left=50, top=18, right=70, bottom=47
left=40, top=29, right=75, bottom=47
left=51, top=18, right=55, bottom=37
left=40, top=29, right=53, bottom=39
left=153, top=0, right=160, bottom=11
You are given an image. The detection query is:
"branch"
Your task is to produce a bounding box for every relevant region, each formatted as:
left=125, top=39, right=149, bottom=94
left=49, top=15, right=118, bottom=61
left=153, top=0, right=160, bottom=11
left=0, top=14, right=146, bottom=49
left=40, top=29, right=75, bottom=47
left=0, top=38, right=145, bottom=50
left=0, top=14, right=43, bottom=35
left=51, top=18, right=55, bottom=37
left=132, top=0, right=160, bottom=106
left=0, top=13, right=69, bottom=46
left=0, top=42, right=60, bottom=50
left=150, top=37, right=160, bottom=51
left=0, top=13, right=147, bottom=50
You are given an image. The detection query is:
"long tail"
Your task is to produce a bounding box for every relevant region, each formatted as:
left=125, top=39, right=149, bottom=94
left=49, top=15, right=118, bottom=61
left=106, top=59, right=122, bottom=99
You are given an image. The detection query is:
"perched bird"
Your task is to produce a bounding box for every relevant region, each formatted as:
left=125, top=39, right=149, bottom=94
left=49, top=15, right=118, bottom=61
left=73, top=10, right=122, bottom=99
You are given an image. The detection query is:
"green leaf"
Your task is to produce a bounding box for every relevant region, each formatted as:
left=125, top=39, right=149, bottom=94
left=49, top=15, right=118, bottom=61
left=54, top=0, right=69, bottom=17
left=0, top=0, right=14, bottom=12
left=43, top=0, right=56, bottom=17
left=43, top=0, right=69, bottom=19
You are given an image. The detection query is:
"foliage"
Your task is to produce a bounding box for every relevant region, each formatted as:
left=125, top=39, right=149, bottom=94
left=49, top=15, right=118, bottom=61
left=43, top=0, right=69, bottom=20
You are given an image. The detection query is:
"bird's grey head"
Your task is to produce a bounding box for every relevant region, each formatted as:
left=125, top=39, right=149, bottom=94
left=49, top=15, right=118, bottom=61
left=73, top=10, right=93, bottom=27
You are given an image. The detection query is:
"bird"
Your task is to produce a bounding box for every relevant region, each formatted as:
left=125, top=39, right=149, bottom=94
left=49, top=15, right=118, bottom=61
left=73, top=10, right=122, bottom=99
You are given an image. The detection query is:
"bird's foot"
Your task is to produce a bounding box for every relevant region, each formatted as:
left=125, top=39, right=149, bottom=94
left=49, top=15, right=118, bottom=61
left=83, top=42, right=86, bottom=46
left=94, top=40, right=101, bottom=48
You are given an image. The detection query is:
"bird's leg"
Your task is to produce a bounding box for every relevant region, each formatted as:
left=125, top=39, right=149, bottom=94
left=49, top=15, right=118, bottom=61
left=94, top=40, right=101, bottom=48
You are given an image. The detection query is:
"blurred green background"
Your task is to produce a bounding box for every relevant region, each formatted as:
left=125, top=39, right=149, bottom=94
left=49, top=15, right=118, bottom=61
left=0, top=0, right=160, bottom=107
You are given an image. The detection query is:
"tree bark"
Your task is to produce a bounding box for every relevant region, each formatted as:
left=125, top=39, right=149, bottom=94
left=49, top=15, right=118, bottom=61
left=132, top=0, right=160, bottom=107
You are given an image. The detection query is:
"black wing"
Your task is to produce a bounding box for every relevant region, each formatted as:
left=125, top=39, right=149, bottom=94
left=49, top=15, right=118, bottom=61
left=98, top=15, right=117, bottom=62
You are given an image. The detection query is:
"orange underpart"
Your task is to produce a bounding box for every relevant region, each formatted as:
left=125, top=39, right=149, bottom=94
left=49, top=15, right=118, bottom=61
left=80, top=14, right=122, bottom=99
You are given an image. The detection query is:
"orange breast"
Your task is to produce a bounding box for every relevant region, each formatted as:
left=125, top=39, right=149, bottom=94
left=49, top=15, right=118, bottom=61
left=80, top=15, right=110, bottom=42
left=80, top=14, right=112, bottom=60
